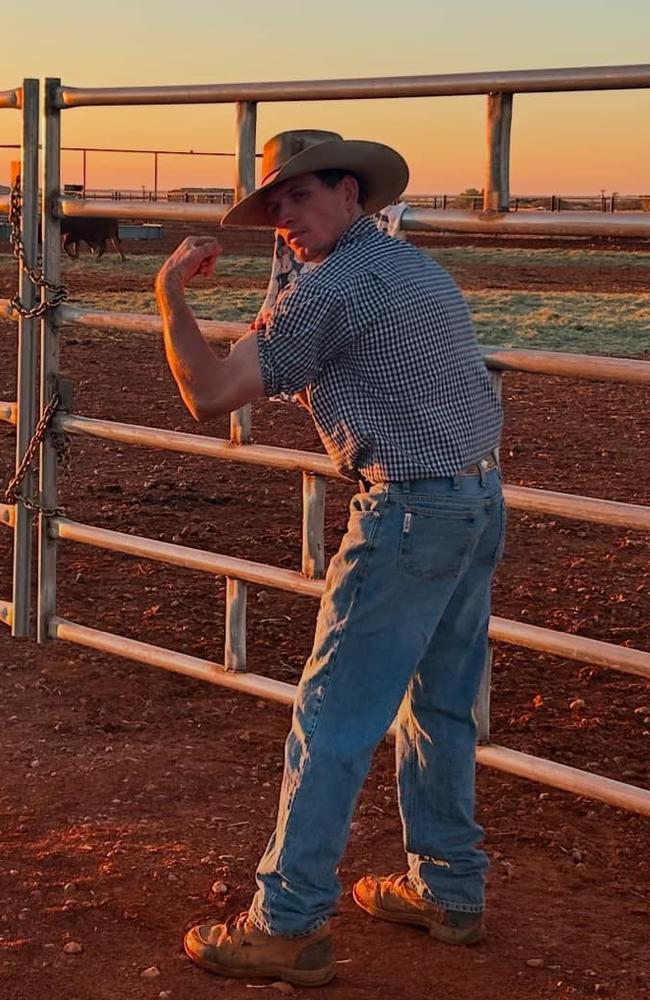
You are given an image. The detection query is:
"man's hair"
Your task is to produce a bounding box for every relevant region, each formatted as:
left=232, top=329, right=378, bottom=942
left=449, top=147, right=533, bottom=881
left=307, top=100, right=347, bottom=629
left=314, top=168, right=367, bottom=207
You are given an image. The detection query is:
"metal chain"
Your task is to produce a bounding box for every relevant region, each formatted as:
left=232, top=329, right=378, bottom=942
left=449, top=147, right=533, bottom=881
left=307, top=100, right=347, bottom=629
left=9, top=178, right=68, bottom=320
left=4, top=393, right=66, bottom=517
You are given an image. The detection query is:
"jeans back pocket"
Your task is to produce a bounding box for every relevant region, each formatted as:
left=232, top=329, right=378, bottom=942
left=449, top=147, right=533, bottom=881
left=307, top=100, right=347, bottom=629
left=398, top=502, right=481, bottom=582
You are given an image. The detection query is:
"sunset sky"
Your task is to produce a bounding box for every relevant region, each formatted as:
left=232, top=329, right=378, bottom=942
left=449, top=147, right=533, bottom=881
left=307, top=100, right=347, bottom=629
left=1, top=0, right=649, bottom=196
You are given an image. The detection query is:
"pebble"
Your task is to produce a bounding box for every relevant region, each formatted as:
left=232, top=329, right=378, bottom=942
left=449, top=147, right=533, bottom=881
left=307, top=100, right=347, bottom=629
left=159, top=992, right=172, bottom=999
left=63, top=941, right=83, bottom=955
left=569, top=699, right=585, bottom=711
left=526, top=958, right=545, bottom=968
left=211, top=880, right=228, bottom=895
left=141, top=966, right=161, bottom=979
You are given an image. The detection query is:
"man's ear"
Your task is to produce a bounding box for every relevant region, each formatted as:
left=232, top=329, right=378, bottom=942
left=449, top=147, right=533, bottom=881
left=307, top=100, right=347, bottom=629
left=341, top=173, right=361, bottom=210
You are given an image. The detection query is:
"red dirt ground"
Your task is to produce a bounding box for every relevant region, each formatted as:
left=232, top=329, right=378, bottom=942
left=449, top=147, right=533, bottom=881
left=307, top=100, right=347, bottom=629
left=0, top=228, right=649, bottom=1000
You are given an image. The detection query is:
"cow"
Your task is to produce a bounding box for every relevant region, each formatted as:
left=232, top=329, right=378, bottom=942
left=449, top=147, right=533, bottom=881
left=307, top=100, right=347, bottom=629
left=60, top=217, right=126, bottom=261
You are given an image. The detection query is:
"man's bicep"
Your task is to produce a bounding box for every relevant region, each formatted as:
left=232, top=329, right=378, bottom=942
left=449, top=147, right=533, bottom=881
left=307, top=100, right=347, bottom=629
left=218, top=330, right=265, bottom=412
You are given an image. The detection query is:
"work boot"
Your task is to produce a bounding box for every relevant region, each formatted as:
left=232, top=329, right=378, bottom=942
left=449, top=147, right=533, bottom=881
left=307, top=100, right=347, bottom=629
left=183, top=911, right=336, bottom=986
left=352, top=873, right=485, bottom=945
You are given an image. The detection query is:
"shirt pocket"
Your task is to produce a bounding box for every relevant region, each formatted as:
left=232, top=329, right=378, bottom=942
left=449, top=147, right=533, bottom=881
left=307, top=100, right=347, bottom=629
left=398, top=502, right=480, bottom=582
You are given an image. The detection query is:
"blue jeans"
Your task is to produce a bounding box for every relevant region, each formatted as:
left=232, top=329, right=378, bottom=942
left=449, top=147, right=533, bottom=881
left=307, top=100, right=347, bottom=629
left=248, top=467, right=506, bottom=936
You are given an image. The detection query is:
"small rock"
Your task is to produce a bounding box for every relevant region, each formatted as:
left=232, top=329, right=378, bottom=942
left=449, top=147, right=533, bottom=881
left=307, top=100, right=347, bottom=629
left=158, top=992, right=172, bottom=999
left=270, top=983, right=295, bottom=994
left=571, top=849, right=583, bottom=863
left=141, top=966, right=161, bottom=979
left=63, top=882, right=76, bottom=896
left=526, top=958, right=545, bottom=968
left=211, top=880, right=228, bottom=896
left=569, top=699, right=585, bottom=711
left=63, top=941, right=83, bottom=955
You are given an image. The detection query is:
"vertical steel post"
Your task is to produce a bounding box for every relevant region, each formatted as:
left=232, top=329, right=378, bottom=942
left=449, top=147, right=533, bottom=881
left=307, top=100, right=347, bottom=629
left=224, top=577, right=247, bottom=672
left=11, top=79, right=40, bottom=637
left=37, top=78, right=62, bottom=644
left=474, top=369, right=503, bottom=743
left=301, top=473, right=326, bottom=579
left=154, top=151, right=158, bottom=200
left=229, top=101, right=257, bottom=446
left=82, top=148, right=87, bottom=193
left=483, top=92, right=513, bottom=213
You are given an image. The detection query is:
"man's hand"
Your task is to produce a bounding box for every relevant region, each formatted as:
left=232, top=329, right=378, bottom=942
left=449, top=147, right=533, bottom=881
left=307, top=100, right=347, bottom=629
left=155, top=235, right=264, bottom=421
left=156, top=236, right=223, bottom=292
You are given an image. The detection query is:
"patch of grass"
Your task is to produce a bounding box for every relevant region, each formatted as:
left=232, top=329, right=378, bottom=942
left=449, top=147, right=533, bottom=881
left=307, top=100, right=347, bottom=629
left=426, top=246, right=650, bottom=270
left=59, top=252, right=272, bottom=279
left=72, top=287, right=265, bottom=323
left=468, top=290, right=650, bottom=355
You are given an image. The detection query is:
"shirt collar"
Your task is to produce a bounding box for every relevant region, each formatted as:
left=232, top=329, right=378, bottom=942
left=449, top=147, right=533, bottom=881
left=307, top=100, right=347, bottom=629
left=331, top=214, right=375, bottom=255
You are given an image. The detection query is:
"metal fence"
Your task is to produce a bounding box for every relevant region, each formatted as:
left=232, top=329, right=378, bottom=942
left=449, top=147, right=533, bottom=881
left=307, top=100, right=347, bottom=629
left=1, top=69, right=650, bottom=821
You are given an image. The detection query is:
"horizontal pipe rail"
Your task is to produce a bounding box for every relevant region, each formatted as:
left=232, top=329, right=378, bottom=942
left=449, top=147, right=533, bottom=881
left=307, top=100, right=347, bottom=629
left=51, top=199, right=650, bottom=237
left=0, top=90, right=19, bottom=109
left=0, top=600, right=13, bottom=626
left=489, top=616, right=650, bottom=680
left=57, top=197, right=228, bottom=224
left=51, top=516, right=650, bottom=679
left=59, top=304, right=244, bottom=343
left=51, top=617, right=650, bottom=817
left=0, top=401, right=17, bottom=424
left=474, top=744, right=650, bottom=817
left=53, top=305, right=650, bottom=386
left=0, top=504, right=15, bottom=528
left=484, top=348, right=650, bottom=386
left=58, top=414, right=336, bottom=476
left=505, top=484, right=650, bottom=533
left=58, top=414, right=650, bottom=531
left=50, top=517, right=323, bottom=597
left=402, top=208, right=650, bottom=238
left=56, top=65, right=650, bottom=108
left=53, top=617, right=296, bottom=703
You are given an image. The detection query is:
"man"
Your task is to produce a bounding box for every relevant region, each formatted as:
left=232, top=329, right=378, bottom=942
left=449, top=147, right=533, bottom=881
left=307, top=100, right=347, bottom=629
left=155, top=129, right=505, bottom=988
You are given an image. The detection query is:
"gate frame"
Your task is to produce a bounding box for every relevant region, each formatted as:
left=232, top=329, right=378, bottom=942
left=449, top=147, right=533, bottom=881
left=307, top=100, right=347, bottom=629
left=1, top=65, right=650, bottom=817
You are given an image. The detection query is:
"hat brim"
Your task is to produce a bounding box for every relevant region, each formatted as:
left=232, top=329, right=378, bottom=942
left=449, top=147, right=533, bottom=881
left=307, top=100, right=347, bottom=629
left=221, top=139, right=409, bottom=227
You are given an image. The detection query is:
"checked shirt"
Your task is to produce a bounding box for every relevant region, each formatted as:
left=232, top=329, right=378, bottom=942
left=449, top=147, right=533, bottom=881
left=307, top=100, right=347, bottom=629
left=256, top=215, right=502, bottom=483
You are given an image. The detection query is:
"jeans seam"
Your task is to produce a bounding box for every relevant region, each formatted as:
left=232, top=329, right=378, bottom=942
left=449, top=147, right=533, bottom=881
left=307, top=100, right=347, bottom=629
left=253, top=500, right=386, bottom=934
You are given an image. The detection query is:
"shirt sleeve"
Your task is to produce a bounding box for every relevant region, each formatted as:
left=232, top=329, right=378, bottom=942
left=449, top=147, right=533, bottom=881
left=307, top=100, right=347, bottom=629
left=256, top=281, right=351, bottom=398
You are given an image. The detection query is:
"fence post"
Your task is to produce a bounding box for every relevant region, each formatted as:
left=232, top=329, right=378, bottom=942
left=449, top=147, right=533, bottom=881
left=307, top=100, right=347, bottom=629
left=229, top=101, right=257, bottom=446
left=483, top=92, right=513, bottom=213
left=301, top=473, right=326, bottom=579
left=37, top=78, right=62, bottom=644
left=474, top=368, right=503, bottom=743
left=224, top=577, right=247, bottom=672
left=11, top=79, right=40, bottom=637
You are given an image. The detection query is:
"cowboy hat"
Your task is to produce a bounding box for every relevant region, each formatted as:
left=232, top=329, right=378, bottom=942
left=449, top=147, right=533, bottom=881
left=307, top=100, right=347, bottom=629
left=221, top=129, right=409, bottom=227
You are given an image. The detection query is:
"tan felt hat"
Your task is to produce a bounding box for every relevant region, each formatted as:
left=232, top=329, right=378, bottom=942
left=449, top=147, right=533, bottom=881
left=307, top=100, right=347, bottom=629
left=221, top=129, right=409, bottom=227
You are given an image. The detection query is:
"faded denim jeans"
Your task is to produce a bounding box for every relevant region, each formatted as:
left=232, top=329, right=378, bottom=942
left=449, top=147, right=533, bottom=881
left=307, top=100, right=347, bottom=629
left=248, top=467, right=506, bottom=936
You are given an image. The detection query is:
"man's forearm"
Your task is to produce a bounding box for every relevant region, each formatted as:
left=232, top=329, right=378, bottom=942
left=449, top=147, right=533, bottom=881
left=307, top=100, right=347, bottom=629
left=155, top=273, right=226, bottom=421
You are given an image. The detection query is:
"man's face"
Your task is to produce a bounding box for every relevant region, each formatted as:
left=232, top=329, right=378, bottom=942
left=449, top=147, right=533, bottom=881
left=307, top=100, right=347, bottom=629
left=262, top=172, right=359, bottom=263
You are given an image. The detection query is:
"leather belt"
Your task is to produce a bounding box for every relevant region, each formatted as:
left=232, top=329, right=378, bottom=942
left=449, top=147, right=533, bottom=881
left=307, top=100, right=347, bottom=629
left=358, top=452, right=499, bottom=492
left=458, top=452, right=499, bottom=476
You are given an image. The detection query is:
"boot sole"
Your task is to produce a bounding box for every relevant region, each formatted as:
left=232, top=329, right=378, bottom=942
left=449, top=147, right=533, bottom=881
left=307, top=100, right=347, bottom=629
left=352, top=885, right=485, bottom=946
left=183, top=934, right=337, bottom=987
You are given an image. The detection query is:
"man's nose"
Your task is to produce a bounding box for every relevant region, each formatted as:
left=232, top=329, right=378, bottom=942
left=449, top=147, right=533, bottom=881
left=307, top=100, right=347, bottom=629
left=275, top=199, right=295, bottom=228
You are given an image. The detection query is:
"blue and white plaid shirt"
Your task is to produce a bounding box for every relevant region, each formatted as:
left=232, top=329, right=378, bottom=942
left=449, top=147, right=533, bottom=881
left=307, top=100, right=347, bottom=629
left=257, top=215, right=502, bottom=483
